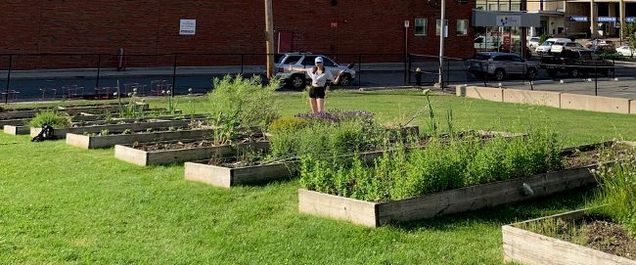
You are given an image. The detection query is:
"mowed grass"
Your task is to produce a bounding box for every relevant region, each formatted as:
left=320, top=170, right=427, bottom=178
left=0, top=90, right=634, bottom=264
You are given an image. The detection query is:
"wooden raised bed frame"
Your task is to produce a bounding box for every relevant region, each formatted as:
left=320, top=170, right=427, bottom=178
left=297, top=141, right=635, bottom=227
left=66, top=128, right=215, bottom=149
left=3, top=125, right=30, bottom=135
left=115, top=141, right=270, bottom=166
left=502, top=209, right=636, bottom=265
left=30, top=119, right=193, bottom=139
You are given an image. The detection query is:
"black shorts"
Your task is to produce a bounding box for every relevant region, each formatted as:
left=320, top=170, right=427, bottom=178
left=308, top=86, right=326, bottom=99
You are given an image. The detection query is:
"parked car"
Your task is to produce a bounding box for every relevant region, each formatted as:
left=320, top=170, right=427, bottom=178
left=274, top=53, right=356, bottom=90
left=550, top=41, right=586, bottom=53
left=616, top=45, right=636, bottom=57
left=540, top=48, right=614, bottom=78
left=585, top=39, right=615, bottom=53
left=527, top=37, right=541, bottom=50
left=466, top=52, right=539, bottom=81
left=535, top=38, right=572, bottom=55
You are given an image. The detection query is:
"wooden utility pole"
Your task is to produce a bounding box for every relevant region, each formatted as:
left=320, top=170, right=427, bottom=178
left=265, top=0, right=275, bottom=79
left=620, top=0, right=626, bottom=42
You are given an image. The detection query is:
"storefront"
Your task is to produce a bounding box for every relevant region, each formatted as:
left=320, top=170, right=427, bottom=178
left=472, top=10, right=541, bottom=56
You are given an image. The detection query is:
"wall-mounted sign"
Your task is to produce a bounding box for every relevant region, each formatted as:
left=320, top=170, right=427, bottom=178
left=179, top=19, right=196, bottom=35
left=496, top=15, right=521, bottom=27
left=598, top=17, right=617, bottom=23
left=569, top=16, right=588, bottom=22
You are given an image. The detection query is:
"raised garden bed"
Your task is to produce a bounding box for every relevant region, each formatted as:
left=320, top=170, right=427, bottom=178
left=3, top=125, right=30, bottom=135
left=66, top=127, right=215, bottom=149
left=296, top=141, right=634, bottom=227
left=184, top=130, right=520, bottom=188
left=30, top=119, right=196, bottom=139
left=0, top=103, right=149, bottom=120
left=502, top=209, right=636, bottom=265
left=114, top=136, right=269, bottom=166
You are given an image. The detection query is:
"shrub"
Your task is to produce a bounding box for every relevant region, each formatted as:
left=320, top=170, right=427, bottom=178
left=207, top=75, right=280, bottom=130
left=29, top=110, right=71, bottom=128
left=268, top=115, right=382, bottom=161
left=268, top=117, right=308, bottom=133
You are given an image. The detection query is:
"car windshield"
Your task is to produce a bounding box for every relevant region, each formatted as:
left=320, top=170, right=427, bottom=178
left=530, top=38, right=540, bottom=42
left=543, top=41, right=555, bottom=46
left=473, top=54, right=492, bottom=60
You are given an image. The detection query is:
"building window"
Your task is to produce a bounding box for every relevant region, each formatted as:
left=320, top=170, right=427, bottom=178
left=456, top=19, right=468, bottom=36
left=414, top=18, right=427, bottom=36
left=436, top=19, right=449, bottom=36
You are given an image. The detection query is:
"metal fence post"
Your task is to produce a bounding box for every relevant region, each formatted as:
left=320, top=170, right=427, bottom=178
left=4, top=55, right=13, bottom=104
left=594, top=60, right=598, bottom=96
left=407, top=54, right=412, bottom=84
left=240, top=54, right=245, bottom=75
left=172, top=54, right=177, bottom=95
left=445, top=58, right=450, bottom=88
left=357, top=54, right=362, bottom=89
left=96, top=54, right=101, bottom=92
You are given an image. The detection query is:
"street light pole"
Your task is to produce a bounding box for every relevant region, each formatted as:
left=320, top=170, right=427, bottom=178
left=438, top=0, right=446, bottom=88
left=404, top=20, right=410, bottom=84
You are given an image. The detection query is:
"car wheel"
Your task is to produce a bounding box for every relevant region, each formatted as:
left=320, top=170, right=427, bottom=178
left=290, top=74, right=306, bottom=90
left=494, top=69, right=506, bottom=81
left=338, top=73, right=352, bottom=86
left=569, top=68, right=581, bottom=78
left=526, top=68, right=537, bottom=80
left=547, top=69, right=558, bottom=79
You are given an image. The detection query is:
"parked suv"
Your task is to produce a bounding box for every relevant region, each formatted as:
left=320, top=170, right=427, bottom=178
left=466, top=52, right=539, bottom=81
left=275, top=53, right=356, bottom=90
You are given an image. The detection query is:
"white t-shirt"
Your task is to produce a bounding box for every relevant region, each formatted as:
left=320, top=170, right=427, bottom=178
left=306, top=68, right=335, bottom=87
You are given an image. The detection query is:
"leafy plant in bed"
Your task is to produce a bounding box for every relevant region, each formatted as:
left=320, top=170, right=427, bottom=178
left=503, top=143, right=636, bottom=264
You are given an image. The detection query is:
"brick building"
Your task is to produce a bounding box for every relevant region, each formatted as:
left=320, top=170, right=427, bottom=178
left=0, top=0, right=474, bottom=69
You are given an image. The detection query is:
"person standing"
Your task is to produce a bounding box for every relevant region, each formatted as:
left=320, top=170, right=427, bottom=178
left=306, top=57, right=342, bottom=114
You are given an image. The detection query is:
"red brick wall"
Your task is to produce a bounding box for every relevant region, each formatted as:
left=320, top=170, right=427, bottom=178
left=0, top=0, right=474, bottom=69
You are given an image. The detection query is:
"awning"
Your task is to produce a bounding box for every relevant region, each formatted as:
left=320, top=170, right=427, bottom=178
left=472, top=10, right=541, bottom=27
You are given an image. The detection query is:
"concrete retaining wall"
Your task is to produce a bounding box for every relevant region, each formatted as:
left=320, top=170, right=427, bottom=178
left=458, top=86, right=635, bottom=114
left=560, top=93, right=631, bottom=114
left=503, top=89, right=561, bottom=108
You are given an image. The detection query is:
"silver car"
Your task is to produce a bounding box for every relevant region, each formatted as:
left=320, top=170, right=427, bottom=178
left=275, top=53, right=356, bottom=90
left=466, top=52, right=539, bottom=81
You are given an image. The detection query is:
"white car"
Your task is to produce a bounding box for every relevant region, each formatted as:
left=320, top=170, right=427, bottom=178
left=535, top=38, right=572, bottom=54
left=616, top=45, right=635, bottom=57
left=550, top=41, right=584, bottom=53
left=274, top=53, right=356, bottom=90
left=527, top=37, right=540, bottom=50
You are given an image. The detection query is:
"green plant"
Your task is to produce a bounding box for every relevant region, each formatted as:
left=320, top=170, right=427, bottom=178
left=594, top=145, right=636, bottom=234
left=623, top=23, right=636, bottom=58
left=100, top=129, right=110, bottom=136
left=207, top=75, right=280, bottom=131
left=268, top=117, right=308, bottom=133
left=29, top=110, right=71, bottom=128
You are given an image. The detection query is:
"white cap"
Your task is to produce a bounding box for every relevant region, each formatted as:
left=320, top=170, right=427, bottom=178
left=315, top=57, right=323, bottom=64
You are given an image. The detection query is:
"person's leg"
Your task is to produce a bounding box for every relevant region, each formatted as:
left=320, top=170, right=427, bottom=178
left=317, top=98, right=325, bottom=113
left=309, top=98, right=318, bottom=113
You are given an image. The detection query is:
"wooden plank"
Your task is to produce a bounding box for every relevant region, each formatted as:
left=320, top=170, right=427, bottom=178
left=502, top=210, right=636, bottom=265
left=66, top=129, right=215, bottom=149
left=184, top=162, right=233, bottom=187
left=114, top=145, right=148, bottom=166
left=298, top=189, right=379, bottom=227
left=0, top=118, right=28, bottom=127
left=31, top=119, right=191, bottom=138
left=117, top=141, right=270, bottom=166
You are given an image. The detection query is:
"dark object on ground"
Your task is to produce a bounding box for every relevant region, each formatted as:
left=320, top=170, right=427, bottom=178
left=415, top=68, right=423, bottom=86
left=31, top=124, right=56, bottom=142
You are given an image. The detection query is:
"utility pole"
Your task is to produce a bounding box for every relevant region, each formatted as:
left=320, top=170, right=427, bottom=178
left=265, top=0, right=275, bottom=79
left=438, top=0, right=446, bottom=88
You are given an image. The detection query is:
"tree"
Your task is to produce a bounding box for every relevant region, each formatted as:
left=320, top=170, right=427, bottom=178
left=622, top=22, right=636, bottom=58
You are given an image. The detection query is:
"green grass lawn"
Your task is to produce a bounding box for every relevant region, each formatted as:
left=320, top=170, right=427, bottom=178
left=1, top=90, right=634, bottom=264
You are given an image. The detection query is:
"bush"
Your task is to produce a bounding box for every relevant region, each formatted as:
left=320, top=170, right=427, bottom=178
left=29, top=110, right=71, bottom=128
left=300, top=129, right=563, bottom=202
left=268, top=110, right=383, bottom=161
left=207, top=75, right=280, bottom=130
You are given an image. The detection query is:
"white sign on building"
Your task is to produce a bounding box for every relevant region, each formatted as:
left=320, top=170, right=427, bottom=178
left=179, top=19, right=197, bottom=35
left=496, top=16, right=521, bottom=27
